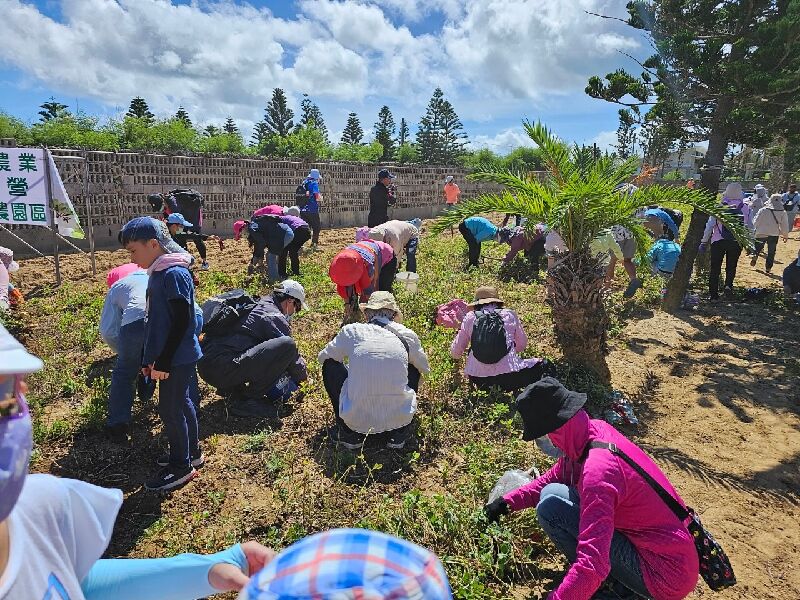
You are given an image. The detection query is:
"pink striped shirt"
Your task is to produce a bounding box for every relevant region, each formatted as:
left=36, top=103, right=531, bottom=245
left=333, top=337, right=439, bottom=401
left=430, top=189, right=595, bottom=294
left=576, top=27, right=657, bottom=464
left=450, top=307, right=541, bottom=377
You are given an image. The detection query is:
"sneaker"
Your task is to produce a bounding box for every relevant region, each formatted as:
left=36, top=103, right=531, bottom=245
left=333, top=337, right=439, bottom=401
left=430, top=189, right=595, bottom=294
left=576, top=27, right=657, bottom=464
left=201, top=261, right=209, bottom=271
left=105, top=423, right=130, bottom=445
left=157, top=451, right=204, bottom=468
left=623, top=278, right=642, bottom=299
left=229, top=398, right=279, bottom=418
left=328, top=425, right=364, bottom=451
left=386, top=427, right=412, bottom=450
left=144, top=464, right=197, bottom=491
left=723, top=286, right=734, bottom=299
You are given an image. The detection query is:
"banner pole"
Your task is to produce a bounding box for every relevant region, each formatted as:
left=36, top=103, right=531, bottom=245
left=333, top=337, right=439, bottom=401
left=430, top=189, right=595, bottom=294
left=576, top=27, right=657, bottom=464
left=82, top=149, right=96, bottom=275
left=43, top=147, right=61, bottom=286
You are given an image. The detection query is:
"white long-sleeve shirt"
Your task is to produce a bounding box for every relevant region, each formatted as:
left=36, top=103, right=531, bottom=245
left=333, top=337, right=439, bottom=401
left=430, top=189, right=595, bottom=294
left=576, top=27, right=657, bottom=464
left=99, top=271, right=148, bottom=354
left=317, top=321, right=430, bottom=434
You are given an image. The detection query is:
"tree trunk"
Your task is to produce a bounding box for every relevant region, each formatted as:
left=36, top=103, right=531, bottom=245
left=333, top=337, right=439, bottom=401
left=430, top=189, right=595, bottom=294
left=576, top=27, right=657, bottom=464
left=546, top=252, right=612, bottom=385
left=770, top=136, right=787, bottom=192
left=663, top=99, right=733, bottom=312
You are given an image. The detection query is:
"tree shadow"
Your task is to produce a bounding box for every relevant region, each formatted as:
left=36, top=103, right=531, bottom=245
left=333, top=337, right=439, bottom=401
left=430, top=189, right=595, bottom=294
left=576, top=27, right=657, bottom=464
left=86, top=356, right=115, bottom=387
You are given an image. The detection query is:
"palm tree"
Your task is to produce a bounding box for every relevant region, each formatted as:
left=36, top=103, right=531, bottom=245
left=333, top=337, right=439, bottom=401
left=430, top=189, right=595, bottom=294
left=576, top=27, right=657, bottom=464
left=432, top=121, right=749, bottom=384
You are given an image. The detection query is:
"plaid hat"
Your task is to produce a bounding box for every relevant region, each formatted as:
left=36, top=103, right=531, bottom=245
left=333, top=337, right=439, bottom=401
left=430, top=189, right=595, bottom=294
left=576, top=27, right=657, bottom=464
left=118, top=217, right=185, bottom=254
left=516, top=377, right=587, bottom=441
left=166, top=213, right=193, bottom=228
left=377, top=169, right=396, bottom=180
left=0, top=247, right=19, bottom=273
left=241, top=528, right=452, bottom=600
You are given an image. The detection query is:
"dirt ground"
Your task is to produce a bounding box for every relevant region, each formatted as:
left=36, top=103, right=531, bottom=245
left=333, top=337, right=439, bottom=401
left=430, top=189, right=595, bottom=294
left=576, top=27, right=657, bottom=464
left=9, top=226, right=800, bottom=599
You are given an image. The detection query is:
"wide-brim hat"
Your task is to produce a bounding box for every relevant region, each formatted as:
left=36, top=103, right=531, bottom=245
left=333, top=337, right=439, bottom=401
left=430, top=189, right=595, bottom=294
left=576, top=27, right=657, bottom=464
left=723, top=182, right=744, bottom=201
left=363, top=291, right=400, bottom=313
left=469, top=285, right=504, bottom=308
left=233, top=220, right=247, bottom=241
left=0, top=324, right=44, bottom=375
left=516, top=377, right=587, bottom=441
left=329, top=250, right=362, bottom=287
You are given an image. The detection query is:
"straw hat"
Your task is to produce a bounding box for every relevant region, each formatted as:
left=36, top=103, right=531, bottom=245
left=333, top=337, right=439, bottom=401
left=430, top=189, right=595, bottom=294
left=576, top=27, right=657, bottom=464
left=363, top=291, right=400, bottom=313
left=469, top=286, right=504, bottom=308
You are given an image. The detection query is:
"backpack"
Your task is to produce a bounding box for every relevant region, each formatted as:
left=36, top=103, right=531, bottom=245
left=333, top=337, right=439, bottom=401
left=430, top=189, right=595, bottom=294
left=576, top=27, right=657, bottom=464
left=201, top=289, right=258, bottom=339
left=715, top=206, right=743, bottom=241
left=295, top=181, right=309, bottom=208
left=167, top=188, right=203, bottom=225
left=470, top=310, right=510, bottom=364
left=784, top=192, right=799, bottom=211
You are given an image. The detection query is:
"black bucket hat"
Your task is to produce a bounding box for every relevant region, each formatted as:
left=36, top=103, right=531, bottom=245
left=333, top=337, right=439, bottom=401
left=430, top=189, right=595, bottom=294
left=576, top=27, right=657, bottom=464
left=516, top=377, right=587, bottom=441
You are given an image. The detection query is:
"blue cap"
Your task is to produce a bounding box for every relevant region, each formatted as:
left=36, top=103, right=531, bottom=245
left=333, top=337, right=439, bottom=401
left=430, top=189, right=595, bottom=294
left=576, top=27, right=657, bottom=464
left=118, top=217, right=187, bottom=255
left=378, top=168, right=396, bottom=180
left=166, top=213, right=193, bottom=227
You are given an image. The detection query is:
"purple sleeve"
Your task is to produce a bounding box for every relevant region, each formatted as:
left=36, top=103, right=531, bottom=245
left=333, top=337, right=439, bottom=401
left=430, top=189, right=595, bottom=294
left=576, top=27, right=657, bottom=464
left=550, top=458, right=624, bottom=600
left=509, top=311, right=527, bottom=352
left=503, top=235, right=524, bottom=264
left=503, top=460, right=566, bottom=510
left=450, top=312, right=474, bottom=358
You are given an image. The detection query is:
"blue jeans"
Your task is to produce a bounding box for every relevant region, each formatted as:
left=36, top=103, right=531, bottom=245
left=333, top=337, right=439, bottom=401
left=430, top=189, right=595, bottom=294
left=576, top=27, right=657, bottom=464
left=157, top=363, right=200, bottom=468
left=108, top=320, right=154, bottom=426
left=536, top=484, right=651, bottom=599
left=267, top=253, right=280, bottom=281
left=405, top=237, right=418, bottom=273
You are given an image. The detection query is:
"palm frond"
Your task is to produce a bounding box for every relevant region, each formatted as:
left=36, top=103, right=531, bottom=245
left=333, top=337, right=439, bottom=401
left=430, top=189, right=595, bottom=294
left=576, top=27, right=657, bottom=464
left=522, top=121, right=574, bottom=185
left=429, top=188, right=554, bottom=235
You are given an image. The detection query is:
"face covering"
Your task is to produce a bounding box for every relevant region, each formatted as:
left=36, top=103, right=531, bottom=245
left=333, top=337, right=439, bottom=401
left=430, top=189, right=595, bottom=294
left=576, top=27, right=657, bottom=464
left=0, top=376, right=32, bottom=521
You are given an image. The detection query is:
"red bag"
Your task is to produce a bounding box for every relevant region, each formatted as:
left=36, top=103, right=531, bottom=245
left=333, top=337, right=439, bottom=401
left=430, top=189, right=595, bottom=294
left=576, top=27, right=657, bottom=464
left=436, top=299, right=468, bottom=329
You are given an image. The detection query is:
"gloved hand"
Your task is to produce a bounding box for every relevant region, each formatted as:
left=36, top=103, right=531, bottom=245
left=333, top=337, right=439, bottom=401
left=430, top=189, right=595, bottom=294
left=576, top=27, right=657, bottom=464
left=698, top=243, right=707, bottom=253
left=484, top=498, right=510, bottom=524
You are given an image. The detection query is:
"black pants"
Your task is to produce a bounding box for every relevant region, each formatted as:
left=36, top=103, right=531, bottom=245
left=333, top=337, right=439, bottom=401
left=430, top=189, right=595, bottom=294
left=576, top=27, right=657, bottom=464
left=525, top=238, right=547, bottom=273
left=469, top=360, right=556, bottom=393
left=279, top=227, right=311, bottom=276
left=753, top=236, right=779, bottom=271
left=186, top=226, right=207, bottom=261
left=322, top=358, right=420, bottom=433
left=198, top=337, right=299, bottom=399
left=249, top=231, right=269, bottom=264
left=459, top=222, right=481, bottom=267
left=301, top=212, right=321, bottom=245
left=378, top=256, right=398, bottom=292
left=709, top=239, right=742, bottom=298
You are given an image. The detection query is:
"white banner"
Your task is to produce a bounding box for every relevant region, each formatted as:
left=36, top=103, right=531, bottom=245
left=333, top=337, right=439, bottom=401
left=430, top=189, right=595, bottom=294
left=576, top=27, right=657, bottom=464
left=0, top=148, right=84, bottom=238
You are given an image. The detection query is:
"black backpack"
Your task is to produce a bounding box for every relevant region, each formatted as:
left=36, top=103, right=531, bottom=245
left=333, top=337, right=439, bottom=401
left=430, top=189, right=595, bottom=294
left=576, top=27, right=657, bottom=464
left=147, top=193, right=164, bottom=212
left=168, top=188, right=204, bottom=224
left=295, top=181, right=309, bottom=208
left=201, top=289, right=258, bottom=339
left=470, top=311, right=510, bottom=364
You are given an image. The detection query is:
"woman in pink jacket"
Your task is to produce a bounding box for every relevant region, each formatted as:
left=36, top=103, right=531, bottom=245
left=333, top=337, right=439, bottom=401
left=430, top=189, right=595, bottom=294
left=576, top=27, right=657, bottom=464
left=485, top=378, right=699, bottom=600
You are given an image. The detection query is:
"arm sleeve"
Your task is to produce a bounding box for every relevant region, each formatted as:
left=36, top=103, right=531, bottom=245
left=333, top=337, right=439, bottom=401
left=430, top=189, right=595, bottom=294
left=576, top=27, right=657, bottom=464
left=153, top=298, right=192, bottom=371
left=510, top=311, right=527, bottom=352
left=99, top=289, right=123, bottom=354
left=401, top=328, right=430, bottom=374
left=317, top=329, right=351, bottom=364
left=81, top=544, right=247, bottom=600
left=288, top=353, right=308, bottom=384
left=450, top=313, right=474, bottom=358
left=780, top=211, right=790, bottom=235
left=550, top=459, right=624, bottom=600
left=701, top=217, right=715, bottom=243
left=503, top=237, right=522, bottom=264
left=502, top=461, right=566, bottom=511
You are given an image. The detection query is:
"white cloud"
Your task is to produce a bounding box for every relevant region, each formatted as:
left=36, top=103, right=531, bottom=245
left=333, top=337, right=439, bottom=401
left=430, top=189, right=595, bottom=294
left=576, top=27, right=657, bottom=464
left=0, top=0, right=644, bottom=144
left=589, top=130, right=618, bottom=153
left=468, top=128, right=536, bottom=153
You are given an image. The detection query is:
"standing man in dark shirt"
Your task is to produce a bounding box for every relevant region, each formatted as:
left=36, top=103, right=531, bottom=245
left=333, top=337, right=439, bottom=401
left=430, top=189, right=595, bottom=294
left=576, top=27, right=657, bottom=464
left=368, top=169, right=396, bottom=228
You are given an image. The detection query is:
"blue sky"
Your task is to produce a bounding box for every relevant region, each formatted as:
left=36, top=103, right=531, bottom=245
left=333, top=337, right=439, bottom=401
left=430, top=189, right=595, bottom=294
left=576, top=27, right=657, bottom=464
left=1, top=0, right=646, bottom=153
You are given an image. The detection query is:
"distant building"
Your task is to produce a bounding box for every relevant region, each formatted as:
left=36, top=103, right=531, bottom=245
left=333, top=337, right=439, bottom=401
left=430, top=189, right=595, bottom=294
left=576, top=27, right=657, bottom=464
left=662, top=145, right=705, bottom=180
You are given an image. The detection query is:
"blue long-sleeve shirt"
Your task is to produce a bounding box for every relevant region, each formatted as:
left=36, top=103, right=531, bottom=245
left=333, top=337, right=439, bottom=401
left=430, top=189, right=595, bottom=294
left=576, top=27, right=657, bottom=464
left=99, top=271, right=148, bottom=354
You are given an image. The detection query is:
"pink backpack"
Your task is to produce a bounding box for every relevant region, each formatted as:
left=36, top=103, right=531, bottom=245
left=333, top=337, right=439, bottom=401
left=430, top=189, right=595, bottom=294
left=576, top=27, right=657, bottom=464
left=436, top=299, right=469, bottom=329
left=355, top=226, right=371, bottom=242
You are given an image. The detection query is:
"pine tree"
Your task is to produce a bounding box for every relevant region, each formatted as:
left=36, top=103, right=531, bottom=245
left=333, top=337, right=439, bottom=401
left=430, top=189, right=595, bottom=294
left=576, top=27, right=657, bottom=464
left=223, top=117, right=239, bottom=135
left=251, top=122, right=269, bottom=147
left=438, top=98, right=468, bottom=165
left=204, top=125, right=221, bottom=137
left=260, top=88, right=294, bottom=137
left=416, top=88, right=468, bottom=164
left=38, top=97, right=68, bottom=122
left=397, top=118, right=409, bottom=146
left=373, top=106, right=396, bottom=161
left=297, top=94, right=328, bottom=141
left=174, top=107, right=192, bottom=128
left=126, top=97, right=154, bottom=124
left=615, top=108, right=638, bottom=159
left=341, top=112, right=364, bottom=145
